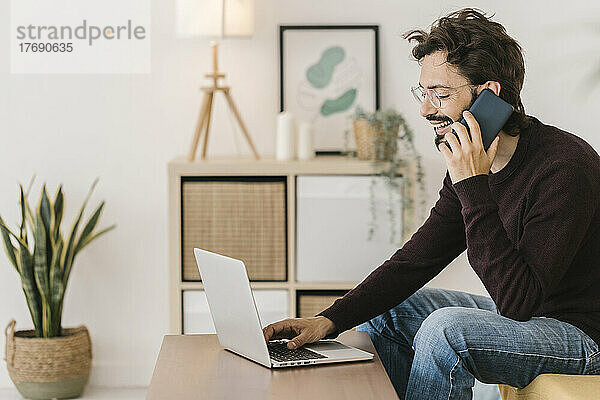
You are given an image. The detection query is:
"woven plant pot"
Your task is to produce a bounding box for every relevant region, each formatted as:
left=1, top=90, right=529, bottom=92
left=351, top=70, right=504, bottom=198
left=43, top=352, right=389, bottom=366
left=353, top=119, right=397, bottom=161
left=4, top=320, right=92, bottom=400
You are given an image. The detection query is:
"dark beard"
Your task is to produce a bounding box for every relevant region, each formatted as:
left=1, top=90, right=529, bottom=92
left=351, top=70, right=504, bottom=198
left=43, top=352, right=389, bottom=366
left=434, top=124, right=452, bottom=149
left=433, top=88, right=479, bottom=150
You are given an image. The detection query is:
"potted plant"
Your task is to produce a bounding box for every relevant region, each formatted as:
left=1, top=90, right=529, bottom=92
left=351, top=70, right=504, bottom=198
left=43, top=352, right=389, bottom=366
left=345, top=106, right=426, bottom=245
left=0, top=177, right=115, bottom=400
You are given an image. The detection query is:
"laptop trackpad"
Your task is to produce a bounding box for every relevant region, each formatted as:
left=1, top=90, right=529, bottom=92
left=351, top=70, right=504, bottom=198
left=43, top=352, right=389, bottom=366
left=305, top=341, right=352, bottom=351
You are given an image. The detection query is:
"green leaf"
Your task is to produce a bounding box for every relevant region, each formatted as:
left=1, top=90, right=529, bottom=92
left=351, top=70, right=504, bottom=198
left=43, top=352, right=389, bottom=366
left=19, top=185, right=28, bottom=246
left=49, top=237, right=64, bottom=297
left=14, top=236, right=42, bottom=336
left=40, top=184, right=52, bottom=234
left=64, top=222, right=116, bottom=287
left=53, top=300, right=64, bottom=337
left=40, top=185, right=54, bottom=285
left=25, top=175, right=36, bottom=193
left=73, top=201, right=104, bottom=255
left=33, top=211, right=50, bottom=304
left=53, top=186, right=64, bottom=241
left=49, top=236, right=64, bottom=335
left=21, top=185, right=37, bottom=235
left=0, top=219, right=30, bottom=254
left=74, top=224, right=116, bottom=255
left=41, top=299, right=52, bottom=337
left=61, top=178, right=99, bottom=284
left=33, top=208, right=53, bottom=337
left=0, top=215, right=19, bottom=273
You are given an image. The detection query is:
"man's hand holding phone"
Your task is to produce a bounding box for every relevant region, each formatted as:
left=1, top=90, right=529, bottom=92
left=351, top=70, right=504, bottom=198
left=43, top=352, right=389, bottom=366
left=439, top=110, right=500, bottom=184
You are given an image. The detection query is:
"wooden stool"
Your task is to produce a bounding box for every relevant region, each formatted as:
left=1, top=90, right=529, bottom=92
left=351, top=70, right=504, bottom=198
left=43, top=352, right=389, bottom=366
left=499, top=374, right=600, bottom=399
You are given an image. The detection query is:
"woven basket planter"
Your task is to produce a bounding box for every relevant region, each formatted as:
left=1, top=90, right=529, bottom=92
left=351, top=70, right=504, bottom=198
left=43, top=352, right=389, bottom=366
left=4, top=320, right=92, bottom=400
left=353, top=119, right=398, bottom=161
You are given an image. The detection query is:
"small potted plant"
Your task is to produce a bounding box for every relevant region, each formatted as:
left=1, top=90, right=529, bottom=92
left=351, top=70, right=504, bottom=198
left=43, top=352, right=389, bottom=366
left=346, top=106, right=426, bottom=244
left=0, top=177, right=115, bottom=400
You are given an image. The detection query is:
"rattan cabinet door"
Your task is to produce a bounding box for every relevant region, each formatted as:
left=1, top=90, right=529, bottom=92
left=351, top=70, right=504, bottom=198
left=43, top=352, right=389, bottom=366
left=181, top=177, right=287, bottom=281
left=296, top=291, right=348, bottom=318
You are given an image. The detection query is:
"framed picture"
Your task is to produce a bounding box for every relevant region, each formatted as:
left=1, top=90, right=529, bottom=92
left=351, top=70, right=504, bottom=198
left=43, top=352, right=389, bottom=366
left=279, top=25, right=380, bottom=154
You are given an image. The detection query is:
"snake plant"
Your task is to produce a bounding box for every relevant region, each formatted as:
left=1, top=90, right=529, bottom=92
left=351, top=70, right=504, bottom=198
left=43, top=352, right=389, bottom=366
left=0, top=177, right=115, bottom=338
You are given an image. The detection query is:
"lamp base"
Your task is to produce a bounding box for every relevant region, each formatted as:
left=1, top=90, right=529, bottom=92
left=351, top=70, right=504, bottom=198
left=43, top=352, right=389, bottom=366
left=188, top=86, right=260, bottom=161
left=204, top=73, right=225, bottom=80
left=188, top=40, right=259, bottom=161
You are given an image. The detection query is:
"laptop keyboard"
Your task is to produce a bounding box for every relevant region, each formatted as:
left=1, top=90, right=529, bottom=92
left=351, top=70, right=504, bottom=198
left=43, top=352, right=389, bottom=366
left=267, top=341, right=328, bottom=362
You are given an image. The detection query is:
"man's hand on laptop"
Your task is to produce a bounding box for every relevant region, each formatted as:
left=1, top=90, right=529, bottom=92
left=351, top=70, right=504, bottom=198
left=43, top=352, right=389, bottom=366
left=262, top=316, right=336, bottom=349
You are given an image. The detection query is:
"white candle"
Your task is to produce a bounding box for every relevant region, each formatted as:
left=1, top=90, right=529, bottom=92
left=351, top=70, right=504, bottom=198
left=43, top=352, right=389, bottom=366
left=297, top=121, right=314, bottom=160
left=276, top=111, right=295, bottom=161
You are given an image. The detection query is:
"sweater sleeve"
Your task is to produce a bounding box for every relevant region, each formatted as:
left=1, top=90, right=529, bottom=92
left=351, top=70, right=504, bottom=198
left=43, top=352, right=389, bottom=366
left=452, top=161, right=597, bottom=321
left=317, top=172, right=467, bottom=337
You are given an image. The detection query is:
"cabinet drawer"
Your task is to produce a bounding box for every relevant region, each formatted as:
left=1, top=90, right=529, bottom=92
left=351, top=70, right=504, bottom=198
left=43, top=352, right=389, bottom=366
left=296, top=175, right=402, bottom=282
left=296, top=290, right=348, bottom=318
left=183, top=289, right=289, bottom=334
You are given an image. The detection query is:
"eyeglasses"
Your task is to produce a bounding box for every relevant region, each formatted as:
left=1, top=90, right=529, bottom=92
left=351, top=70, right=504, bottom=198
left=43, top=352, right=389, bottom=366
left=410, top=83, right=477, bottom=110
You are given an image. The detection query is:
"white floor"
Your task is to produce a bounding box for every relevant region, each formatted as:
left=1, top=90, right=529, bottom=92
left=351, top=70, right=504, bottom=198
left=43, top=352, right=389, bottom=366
left=0, top=382, right=499, bottom=399
left=0, top=383, right=500, bottom=399
left=0, top=387, right=147, bottom=400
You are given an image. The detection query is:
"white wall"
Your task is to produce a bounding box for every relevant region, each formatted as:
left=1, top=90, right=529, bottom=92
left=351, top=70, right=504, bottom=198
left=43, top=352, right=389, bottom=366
left=1, top=0, right=598, bottom=388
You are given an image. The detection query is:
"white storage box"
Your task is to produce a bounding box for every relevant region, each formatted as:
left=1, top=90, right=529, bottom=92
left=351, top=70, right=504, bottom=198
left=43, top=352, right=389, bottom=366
left=183, top=289, right=289, bottom=334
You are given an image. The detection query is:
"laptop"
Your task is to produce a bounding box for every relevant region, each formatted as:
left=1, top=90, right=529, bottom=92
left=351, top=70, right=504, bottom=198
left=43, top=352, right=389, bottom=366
left=193, top=248, right=374, bottom=368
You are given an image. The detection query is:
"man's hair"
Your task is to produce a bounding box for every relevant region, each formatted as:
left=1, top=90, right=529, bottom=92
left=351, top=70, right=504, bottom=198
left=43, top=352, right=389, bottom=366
left=403, top=8, right=531, bottom=135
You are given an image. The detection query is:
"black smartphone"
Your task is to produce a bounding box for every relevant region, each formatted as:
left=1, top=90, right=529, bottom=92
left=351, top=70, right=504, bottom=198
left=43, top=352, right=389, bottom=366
left=442, top=88, right=514, bottom=151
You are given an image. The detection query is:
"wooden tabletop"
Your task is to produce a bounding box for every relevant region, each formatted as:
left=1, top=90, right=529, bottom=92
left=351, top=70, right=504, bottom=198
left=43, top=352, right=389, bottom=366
left=146, top=331, right=398, bottom=399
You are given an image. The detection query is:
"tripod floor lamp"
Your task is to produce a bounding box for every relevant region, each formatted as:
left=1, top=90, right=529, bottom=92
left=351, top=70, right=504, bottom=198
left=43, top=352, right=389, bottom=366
left=177, top=0, right=260, bottom=161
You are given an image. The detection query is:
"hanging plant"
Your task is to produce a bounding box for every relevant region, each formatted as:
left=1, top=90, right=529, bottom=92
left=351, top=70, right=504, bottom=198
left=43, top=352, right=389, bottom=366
left=345, top=106, right=426, bottom=245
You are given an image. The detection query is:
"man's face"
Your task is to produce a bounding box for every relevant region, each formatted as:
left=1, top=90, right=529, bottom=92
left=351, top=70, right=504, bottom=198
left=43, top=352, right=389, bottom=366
left=417, top=51, right=478, bottom=148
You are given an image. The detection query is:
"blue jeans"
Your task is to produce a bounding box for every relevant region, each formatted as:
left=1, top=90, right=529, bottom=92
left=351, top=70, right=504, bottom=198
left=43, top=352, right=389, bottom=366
left=357, top=287, right=600, bottom=400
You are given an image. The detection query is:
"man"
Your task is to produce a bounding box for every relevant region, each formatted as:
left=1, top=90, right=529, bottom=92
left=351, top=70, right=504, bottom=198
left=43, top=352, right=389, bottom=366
left=263, top=8, right=600, bottom=399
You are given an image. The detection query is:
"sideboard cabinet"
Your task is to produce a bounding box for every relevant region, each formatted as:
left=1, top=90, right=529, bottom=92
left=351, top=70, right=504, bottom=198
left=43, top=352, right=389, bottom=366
left=168, top=156, right=417, bottom=334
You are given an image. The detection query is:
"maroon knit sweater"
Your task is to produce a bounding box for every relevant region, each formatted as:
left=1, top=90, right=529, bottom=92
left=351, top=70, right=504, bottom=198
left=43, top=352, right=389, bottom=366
left=318, top=116, right=600, bottom=346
